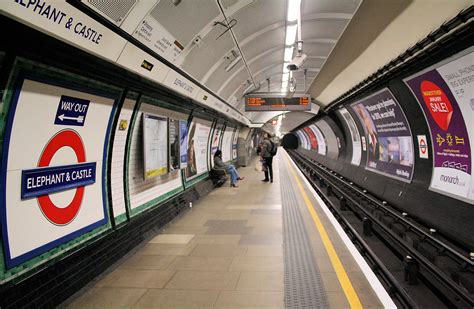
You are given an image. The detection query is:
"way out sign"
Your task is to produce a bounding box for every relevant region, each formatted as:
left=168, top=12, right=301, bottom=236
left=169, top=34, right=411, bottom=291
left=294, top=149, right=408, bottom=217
left=418, top=135, right=429, bottom=159
left=54, top=95, right=90, bottom=126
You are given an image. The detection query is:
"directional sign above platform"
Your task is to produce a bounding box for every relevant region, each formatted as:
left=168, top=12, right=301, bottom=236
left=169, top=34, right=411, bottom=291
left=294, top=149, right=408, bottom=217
left=54, top=95, right=90, bottom=126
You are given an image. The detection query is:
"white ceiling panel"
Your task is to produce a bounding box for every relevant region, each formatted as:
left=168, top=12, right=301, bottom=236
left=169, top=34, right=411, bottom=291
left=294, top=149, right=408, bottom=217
left=253, top=65, right=283, bottom=83
left=303, top=57, right=326, bottom=69
left=248, top=49, right=282, bottom=74
left=279, top=112, right=316, bottom=133
left=149, top=0, right=220, bottom=47
left=232, top=0, right=286, bottom=41
left=303, top=43, right=334, bottom=58
left=241, top=29, right=285, bottom=60
left=304, top=0, right=361, bottom=15
left=182, top=28, right=234, bottom=80
left=222, top=0, right=241, bottom=9
left=302, top=19, right=349, bottom=40
left=218, top=67, right=250, bottom=97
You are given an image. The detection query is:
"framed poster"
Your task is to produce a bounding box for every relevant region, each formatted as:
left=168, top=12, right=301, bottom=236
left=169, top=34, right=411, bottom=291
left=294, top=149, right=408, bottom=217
left=185, top=119, right=212, bottom=180
left=142, top=113, right=168, bottom=179
left=179, top=120, right=188, bottom=168
left=232, top=128, right=239, bottom=159
left=405, top=48, right=473, bottom=203
left=351, top=89, right=414, bottom=182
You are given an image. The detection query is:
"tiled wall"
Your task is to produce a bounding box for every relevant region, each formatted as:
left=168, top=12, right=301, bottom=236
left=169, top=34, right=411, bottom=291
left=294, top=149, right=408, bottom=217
left=110, top=97, right=137, bottom=222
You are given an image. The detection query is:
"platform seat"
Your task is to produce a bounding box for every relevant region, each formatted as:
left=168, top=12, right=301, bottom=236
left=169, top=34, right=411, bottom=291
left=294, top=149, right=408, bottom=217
left=210, top=167, right=227, bottom=187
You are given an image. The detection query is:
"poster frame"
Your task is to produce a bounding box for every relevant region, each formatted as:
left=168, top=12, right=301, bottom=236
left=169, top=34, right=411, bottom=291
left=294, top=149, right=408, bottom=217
left=142, top=113, right=169, bottom=180
left=350, top=88, right=415, bottom=183
left=403, top=47, right=474, bottom=203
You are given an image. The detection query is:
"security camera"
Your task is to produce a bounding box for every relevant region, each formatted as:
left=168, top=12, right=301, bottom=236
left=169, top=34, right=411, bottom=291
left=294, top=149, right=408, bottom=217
left=287, top=53, right=307, bottom=71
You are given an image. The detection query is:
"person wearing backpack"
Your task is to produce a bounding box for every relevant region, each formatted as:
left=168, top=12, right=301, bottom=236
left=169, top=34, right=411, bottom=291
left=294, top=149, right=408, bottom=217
left=261, top=133, right=276, bottom=183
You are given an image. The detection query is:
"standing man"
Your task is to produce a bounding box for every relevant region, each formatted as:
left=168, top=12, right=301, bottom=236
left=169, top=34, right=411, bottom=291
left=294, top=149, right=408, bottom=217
left=261, top=133, right=274, bottom=183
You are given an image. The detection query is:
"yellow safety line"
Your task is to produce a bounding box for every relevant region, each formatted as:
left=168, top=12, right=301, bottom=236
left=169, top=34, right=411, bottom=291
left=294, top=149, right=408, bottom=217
left=284, top=154, right=363, bottom=309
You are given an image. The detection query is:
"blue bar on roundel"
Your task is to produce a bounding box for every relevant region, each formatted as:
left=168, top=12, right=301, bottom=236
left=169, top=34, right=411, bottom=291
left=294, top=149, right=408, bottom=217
left=21, top=162, right=96, bottom=199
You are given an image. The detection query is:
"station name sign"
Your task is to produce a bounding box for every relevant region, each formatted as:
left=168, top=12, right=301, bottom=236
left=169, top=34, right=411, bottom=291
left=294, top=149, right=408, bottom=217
left=244, top=94, right=311, bottom=111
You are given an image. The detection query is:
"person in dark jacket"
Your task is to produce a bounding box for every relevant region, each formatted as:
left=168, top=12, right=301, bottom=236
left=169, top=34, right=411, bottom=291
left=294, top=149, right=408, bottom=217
left=261, top=133, right=274, bottom=183
left=214, top=149, right=244, bottom=187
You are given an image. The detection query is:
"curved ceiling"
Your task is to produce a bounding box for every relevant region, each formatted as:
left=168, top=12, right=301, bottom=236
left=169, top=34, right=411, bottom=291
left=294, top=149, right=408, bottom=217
left=82, top=0, right=471, bottom=129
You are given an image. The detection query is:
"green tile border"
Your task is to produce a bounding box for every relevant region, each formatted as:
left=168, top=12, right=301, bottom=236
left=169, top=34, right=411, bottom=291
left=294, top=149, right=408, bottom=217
left=130, top=186, right=184, bottom=216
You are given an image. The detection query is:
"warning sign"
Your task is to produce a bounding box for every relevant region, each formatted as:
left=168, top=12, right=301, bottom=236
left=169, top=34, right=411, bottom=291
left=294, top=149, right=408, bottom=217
left=418, top=135, right=429, bottom=159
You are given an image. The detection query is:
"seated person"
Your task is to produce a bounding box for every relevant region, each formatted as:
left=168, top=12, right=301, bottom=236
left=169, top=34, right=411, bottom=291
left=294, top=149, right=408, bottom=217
left=213, top=149, right=244, bottom=187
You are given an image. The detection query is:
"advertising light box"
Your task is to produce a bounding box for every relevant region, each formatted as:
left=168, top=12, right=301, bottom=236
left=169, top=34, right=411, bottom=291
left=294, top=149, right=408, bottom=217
left=245, top=94, right=311, bottom=111
left=405, top=48, right=473, bottom=203
left=351, top=89, right=414, bottom=182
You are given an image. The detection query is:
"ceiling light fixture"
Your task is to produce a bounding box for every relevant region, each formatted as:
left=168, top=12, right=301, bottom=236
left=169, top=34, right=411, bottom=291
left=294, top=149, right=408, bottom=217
left=287, top=0, right=301, bottom=22
left=285, top=24, right=297, bottom=46
left=282, top=0, right=302, bottom=93
left=284, top=47, right=294, bottom=62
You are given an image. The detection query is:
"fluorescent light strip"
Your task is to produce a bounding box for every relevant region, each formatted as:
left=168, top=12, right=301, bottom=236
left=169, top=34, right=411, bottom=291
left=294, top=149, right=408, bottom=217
left=284, top=47, right=294, bottom=62
left=287, top=0, right=301, bottom=22
left=285, top=24, right=297, bottom=46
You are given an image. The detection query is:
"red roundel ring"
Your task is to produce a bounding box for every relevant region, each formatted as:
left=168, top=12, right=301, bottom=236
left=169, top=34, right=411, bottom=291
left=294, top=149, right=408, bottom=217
left=37, top=130, right=86, bottom=225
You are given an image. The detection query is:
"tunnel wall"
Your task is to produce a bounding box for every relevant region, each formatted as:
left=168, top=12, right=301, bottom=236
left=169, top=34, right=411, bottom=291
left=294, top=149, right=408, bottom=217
left=294, top=41, right=474, bottom=249
left=0, top=14, right=248, bottom=305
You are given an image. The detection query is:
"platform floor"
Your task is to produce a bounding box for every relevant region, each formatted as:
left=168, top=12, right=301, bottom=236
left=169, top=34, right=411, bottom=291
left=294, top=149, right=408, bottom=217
left=64, top=150, right=393, bottom=308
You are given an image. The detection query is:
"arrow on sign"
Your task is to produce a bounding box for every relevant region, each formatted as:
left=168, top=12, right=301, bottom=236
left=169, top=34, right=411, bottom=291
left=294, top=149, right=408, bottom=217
left=58, top=114, right=84, bottom=123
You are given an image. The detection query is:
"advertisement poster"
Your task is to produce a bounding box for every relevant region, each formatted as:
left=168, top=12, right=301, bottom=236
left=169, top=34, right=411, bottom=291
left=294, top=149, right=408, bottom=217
left=309, top=124, right=327, bottom=155
left=351, top=89, right=414, bottom=182
left=316, top=120, right=339, bottom=159
left=232, top=129, right=239, bottom=159
left=179, top=120, right=188, bottom=168
left=405, top=49, right=473, bottom=202
left=210, top=124, right=224, bottom=167
left=185, top=120, right=211, bottom=179
left=143, top=114, right=168, bottom=179
left=1, top=78, right=115, bottom=268
left=295, top=131, right=305, bottom=149
left=221, top=127, right=234, bottom=162
left=297, top=130, right=309, bottom=150
left=303, top=127, right=318, bottom=150
left=338, top=107, right=362, bottom=166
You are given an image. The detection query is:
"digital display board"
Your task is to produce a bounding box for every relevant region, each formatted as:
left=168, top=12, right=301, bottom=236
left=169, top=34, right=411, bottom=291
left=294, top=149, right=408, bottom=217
left=245, top=95, right=311, bottom=111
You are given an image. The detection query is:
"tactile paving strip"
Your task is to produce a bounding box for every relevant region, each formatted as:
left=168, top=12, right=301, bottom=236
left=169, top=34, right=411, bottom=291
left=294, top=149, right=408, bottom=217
left=280, top=159, right=329, bottom=308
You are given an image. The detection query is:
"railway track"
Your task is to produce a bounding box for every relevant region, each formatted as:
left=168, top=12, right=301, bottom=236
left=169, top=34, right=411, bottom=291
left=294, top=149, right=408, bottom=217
left=288, top=150, right=474, bottom=309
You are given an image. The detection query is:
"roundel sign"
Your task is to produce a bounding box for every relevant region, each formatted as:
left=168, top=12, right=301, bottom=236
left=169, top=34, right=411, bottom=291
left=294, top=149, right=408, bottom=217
left=21, top=129, right=97, bottom=225
left=417, top=135, right=429, bottom=159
